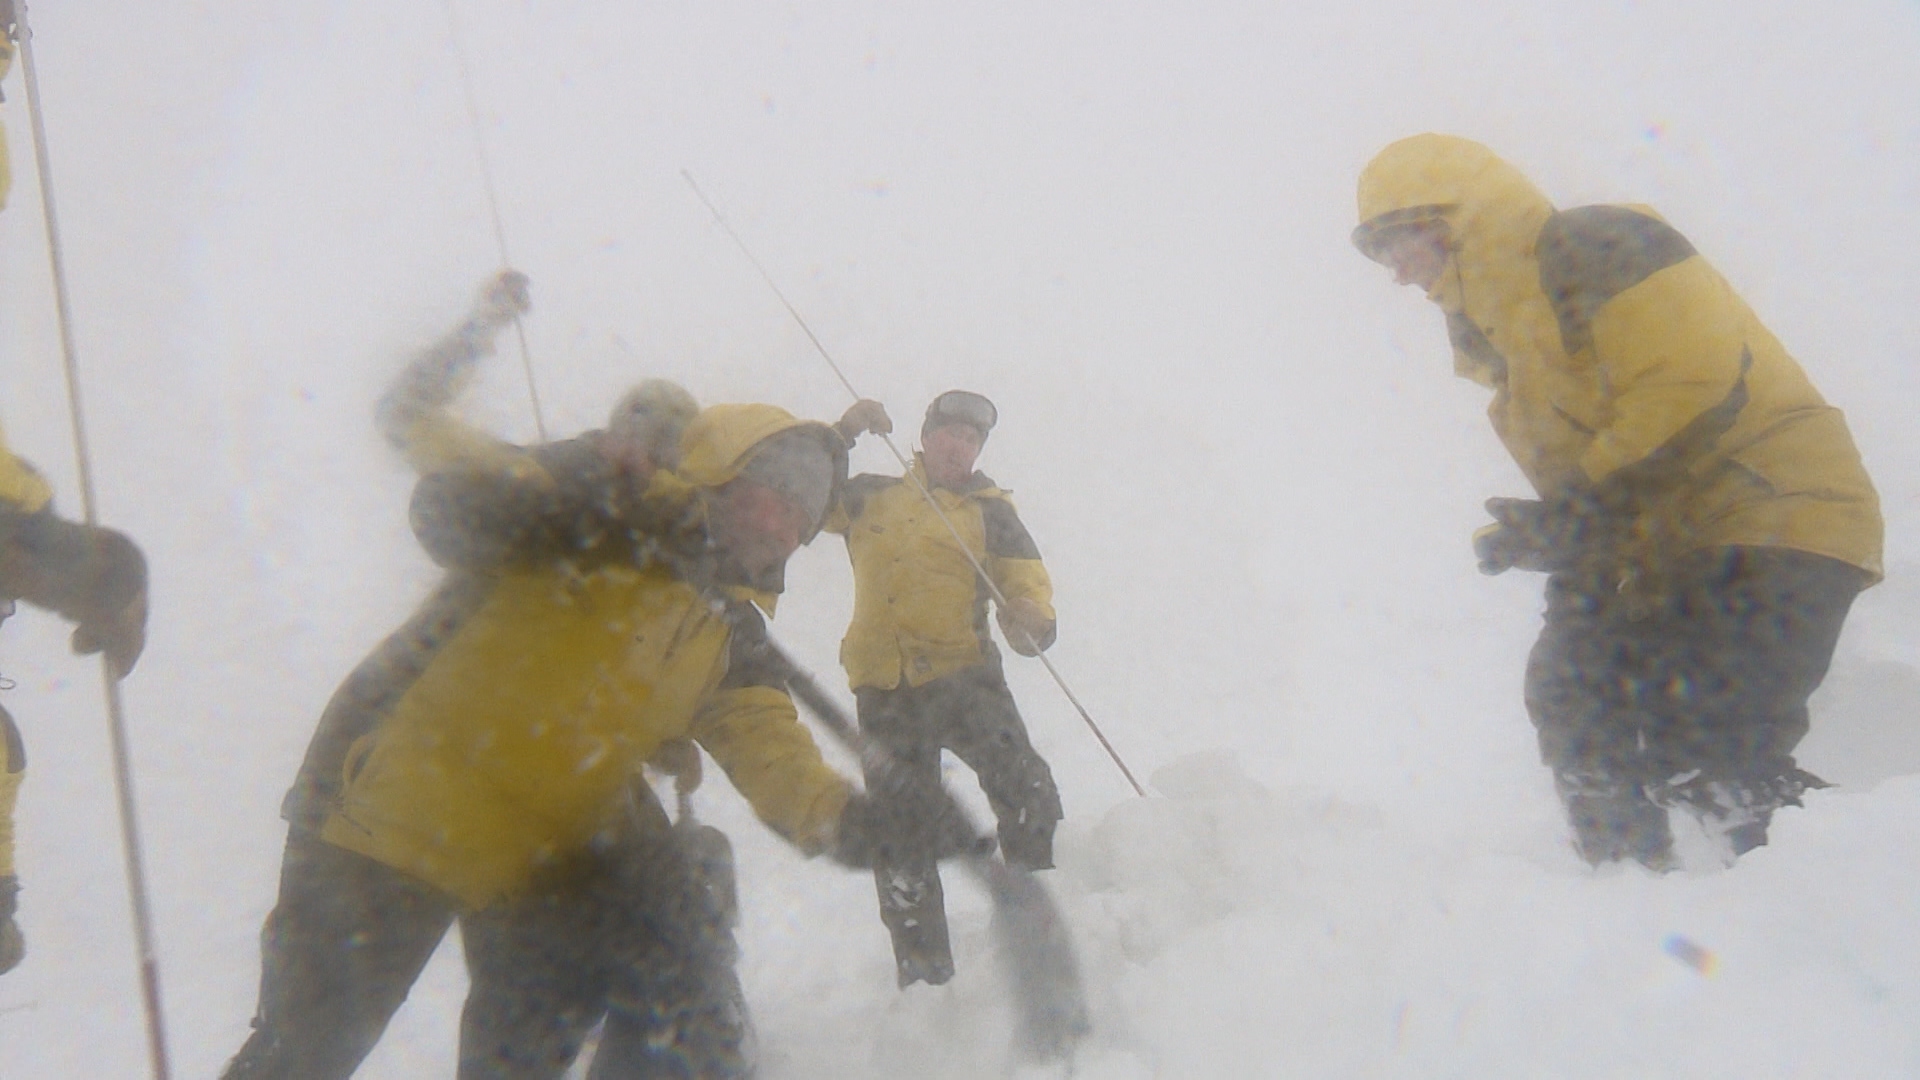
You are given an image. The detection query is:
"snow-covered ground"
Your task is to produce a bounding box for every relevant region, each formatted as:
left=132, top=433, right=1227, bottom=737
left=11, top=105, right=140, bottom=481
left=1, top=2, right=1917, bottom=1076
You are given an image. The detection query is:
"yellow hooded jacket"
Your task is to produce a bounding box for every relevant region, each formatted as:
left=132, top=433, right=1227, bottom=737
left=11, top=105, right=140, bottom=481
left=0, top=422, right=143, bottom=878
left=317, top=403, right=853, bottom=908
left=0, top=421, right=46, bottom=879
left=829, top=459, right=1054, bottom=691
left=1354, top=135, right=1881, bottom=579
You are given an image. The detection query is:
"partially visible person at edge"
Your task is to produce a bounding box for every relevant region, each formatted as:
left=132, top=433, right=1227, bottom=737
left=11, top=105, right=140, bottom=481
left=2, top=14, right=151, bottom=973
left=1351, top=134, right=1882, bottom=871
left=222, top=273, right=977, bottom=1080
left=830, top=390, right=1062, bottom=987
left=0, top=422, right=148, bottom=977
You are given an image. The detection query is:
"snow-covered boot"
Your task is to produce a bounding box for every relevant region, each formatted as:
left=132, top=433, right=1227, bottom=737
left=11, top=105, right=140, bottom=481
left=1663, top=767, right=1828, bottom=860
left=877, top=867, right=953, bottom=988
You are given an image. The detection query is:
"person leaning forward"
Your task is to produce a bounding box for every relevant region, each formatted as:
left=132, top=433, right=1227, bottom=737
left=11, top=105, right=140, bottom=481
left=223, top=275, right=973, bottom=1080
left=1352, top=134, right=1882, bottom=870
left=831, top=390, right=1063, bottom=987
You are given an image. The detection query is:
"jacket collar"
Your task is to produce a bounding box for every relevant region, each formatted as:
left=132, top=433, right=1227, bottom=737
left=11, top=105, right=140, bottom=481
left=911, top=454, right=991, bottom=495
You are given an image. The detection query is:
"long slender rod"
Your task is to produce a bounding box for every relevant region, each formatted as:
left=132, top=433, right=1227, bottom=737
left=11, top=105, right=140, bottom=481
left=442, top=0, right=546, bottom=441
left=14, top=7, right=173, bottom=1076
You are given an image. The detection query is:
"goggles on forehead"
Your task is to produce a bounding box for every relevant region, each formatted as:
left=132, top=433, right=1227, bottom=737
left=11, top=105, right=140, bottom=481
left=924, top=390, right=997, bottom=435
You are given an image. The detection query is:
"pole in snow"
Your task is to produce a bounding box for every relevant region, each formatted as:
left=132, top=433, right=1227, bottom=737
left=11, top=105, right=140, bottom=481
left=13, top=5, right=174, bottom=1077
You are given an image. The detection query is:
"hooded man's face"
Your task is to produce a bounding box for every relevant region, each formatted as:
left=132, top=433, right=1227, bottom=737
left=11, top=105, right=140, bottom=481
left=706, top=478, right=812, bottom=581
left=1371, top=220, right=1454, bottom=294
left=704, top=430, right=836, bottom=582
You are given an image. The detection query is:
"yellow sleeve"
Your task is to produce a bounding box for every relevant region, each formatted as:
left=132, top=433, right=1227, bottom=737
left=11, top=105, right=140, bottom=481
left=1578, top=260, right=1748, bottom=483
left=393, top=413, right=540, bottom=478
left=0, top=423, right=52, bottom=514
left=375, top=316, right=543, bottom=478
left=691, top=684, right=852, bottom=854
left=980, top=493, right=1054, bottom=619
left=991, top=557, right=1054, bottom=621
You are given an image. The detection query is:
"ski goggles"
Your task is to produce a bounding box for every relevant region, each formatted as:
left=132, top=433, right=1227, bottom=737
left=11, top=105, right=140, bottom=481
left=923, top=390, right=998, bottom=436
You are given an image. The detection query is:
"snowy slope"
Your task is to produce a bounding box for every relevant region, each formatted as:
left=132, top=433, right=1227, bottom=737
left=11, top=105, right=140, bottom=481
left=1, top=1, right=1918, bottom=1076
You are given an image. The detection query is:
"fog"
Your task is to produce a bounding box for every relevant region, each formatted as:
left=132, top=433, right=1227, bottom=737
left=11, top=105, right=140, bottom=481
left=1, top=2, right=1917, bottom=1075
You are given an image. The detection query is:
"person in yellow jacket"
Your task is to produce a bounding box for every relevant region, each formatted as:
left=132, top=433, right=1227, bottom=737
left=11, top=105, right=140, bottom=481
left=5, top=8, right=147, bottom=979
left=0, top=421, right=148, bottom=976
left=223, top=275, right=968, bottom=1080
left=1352, top=135, right=1882, bottom=869
left=830, top=390, right=1062, bottom=987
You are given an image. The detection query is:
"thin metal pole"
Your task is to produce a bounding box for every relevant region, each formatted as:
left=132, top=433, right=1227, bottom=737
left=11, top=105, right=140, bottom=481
left=13, top=7, right=173, bottom=1076
left=441, top=0, right=547, bottom=441
left=682, top=172, right=1148, bottom=798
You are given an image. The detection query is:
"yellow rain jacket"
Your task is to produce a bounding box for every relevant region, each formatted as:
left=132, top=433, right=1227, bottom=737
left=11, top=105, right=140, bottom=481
left=830, top=459, right=1054, bottom=691
left=1354, top=135, right=1881, bottom=579
left=318, top=404, right=853, bottom=908
left=0, top=423, right=51, bottom=519
left=1, top=424, right=144, bottom=879
left=0, top=423, right=41, bottom=880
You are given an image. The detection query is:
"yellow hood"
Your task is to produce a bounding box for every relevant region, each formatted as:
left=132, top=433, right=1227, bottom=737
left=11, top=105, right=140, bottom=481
left=677, top=403, right=848, bottom=529
left=1355, top=135, right=1567, bottom=386
left=674, top=403, right=850, bottom=605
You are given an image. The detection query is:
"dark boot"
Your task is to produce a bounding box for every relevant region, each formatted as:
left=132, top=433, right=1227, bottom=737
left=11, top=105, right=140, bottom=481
left=876, top=867, right=953, bottom=988
left=1558, top=774, right=1674, bottom=870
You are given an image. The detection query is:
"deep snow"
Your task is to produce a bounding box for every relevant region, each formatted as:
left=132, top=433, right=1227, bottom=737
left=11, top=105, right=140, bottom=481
left=1, top=2, right=1918, bottom=1076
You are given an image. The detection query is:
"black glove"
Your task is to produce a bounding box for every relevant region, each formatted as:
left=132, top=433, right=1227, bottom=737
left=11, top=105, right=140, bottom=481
left=831, top=791, right=994, bottom=870
left=469, top=269, right=532, bottom=332
left=0, top=516, right=148, bottom=678
left=1474, top=493, right=1625, bottom=575
left=69, top=529, right=148, bottom=679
